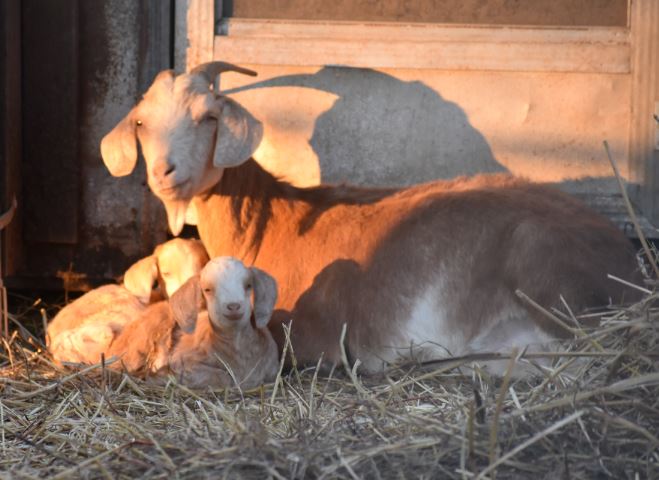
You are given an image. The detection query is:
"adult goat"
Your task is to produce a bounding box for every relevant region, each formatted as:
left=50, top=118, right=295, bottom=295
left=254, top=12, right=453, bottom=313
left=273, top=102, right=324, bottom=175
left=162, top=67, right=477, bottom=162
left=101, top=62, right=640, bottom=373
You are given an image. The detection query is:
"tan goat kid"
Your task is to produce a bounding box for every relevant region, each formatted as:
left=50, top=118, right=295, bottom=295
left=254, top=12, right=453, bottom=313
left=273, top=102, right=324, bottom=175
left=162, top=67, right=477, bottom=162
left=48, top=238, right=208, bottom=365
left=101, top=62, right=641, bottom=374
left=107, top=256, right=279, bottom=389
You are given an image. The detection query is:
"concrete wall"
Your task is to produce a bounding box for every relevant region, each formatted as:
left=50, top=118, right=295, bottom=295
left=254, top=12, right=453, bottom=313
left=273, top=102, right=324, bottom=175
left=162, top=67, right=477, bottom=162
left=175, top=0, right=642, bottom=231
left=78, top=0, right=169, bottom=268
left=220, top=66, right=630, bottom=201
left=172, top=0, right=658, bottom=236
left=72, top=0, right=169, bottom=282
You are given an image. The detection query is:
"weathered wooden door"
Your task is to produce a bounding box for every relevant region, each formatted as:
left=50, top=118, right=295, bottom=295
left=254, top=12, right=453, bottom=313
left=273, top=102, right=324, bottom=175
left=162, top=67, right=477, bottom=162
left=1, top=0, right=173, bottom=289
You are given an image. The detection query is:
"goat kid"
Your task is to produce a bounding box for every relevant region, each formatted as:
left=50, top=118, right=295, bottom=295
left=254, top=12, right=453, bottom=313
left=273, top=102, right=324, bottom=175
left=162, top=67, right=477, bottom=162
left=123, top=237, right=209, bottom=303
left=101, top=62, right=641, bottom=374
left=48, top=238, right=208, bottom=365
left=107, top=256, right=279, bottom=389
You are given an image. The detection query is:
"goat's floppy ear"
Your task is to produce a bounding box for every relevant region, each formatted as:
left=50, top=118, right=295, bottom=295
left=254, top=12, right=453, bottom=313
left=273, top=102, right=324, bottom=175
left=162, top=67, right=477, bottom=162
left=169, top=275, right=205, bottom=334
left=251, top=267, right=278, bottom=328
left=100, top=108, right=138, bottom=176
left=212, top=97, right=263, bottom=168
left=123, top=255, right=158, bottom=304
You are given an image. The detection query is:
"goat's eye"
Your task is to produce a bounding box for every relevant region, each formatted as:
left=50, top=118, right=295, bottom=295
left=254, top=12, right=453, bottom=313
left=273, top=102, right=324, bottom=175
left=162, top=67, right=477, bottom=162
left=245, top=283, right=252, bottom=290
left=161, top=272, right=170, bottom=277
left=203, top=288, right=212, bottom=294
left=135, top=120, right=143, bottom=127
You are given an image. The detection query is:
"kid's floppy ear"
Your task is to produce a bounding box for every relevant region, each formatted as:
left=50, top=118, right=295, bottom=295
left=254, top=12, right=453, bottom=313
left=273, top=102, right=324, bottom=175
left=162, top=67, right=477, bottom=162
left=123, top=255, right=158, bottom=304
left=250, top=267, right=278, bottom=328
left=100, top=107, right=138, bottom=177
left=169, top=275, right=205, bottom=334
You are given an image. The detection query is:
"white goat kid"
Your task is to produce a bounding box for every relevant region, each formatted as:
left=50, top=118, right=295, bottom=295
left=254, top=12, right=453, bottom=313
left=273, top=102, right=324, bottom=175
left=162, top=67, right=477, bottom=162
left=101, top=62, right=641, bottom=375
left=123, top=237, right=209, bottom=303
left=48, top=238, right=209, bottom=365
left=168, top=256, right=279, bottom=388
left=107, top=256, right=279, bottom=389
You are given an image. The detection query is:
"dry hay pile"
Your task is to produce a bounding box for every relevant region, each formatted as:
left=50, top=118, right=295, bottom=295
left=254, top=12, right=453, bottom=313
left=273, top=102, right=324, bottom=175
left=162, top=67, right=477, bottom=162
left=1, top=290, right=658, bottom=480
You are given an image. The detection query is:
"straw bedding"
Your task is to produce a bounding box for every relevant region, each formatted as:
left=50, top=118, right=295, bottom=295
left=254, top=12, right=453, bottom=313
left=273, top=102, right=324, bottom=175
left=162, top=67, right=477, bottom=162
left=1, top=285, right=658, bottom=479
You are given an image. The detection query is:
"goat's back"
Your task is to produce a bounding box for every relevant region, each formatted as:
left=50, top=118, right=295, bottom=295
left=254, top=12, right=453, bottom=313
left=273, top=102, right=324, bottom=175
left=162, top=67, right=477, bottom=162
left=271, top=176, right=639, bottom=367
left=197, top=168, right=640, bottom=369
left=48, top=285, right=143, bottom=340
left=48, top=285, right=147, bottom=364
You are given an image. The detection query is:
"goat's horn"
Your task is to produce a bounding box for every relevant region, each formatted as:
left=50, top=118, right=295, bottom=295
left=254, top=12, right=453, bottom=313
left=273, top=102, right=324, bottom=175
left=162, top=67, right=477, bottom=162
left=190, top=61, right=257, bottom=83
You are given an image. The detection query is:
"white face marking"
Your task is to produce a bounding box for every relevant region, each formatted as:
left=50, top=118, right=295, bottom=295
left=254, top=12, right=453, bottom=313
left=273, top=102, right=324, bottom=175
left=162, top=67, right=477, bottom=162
left=135, top=74, right=225, bottom=234
left=200, top=257, right=253, bottom=329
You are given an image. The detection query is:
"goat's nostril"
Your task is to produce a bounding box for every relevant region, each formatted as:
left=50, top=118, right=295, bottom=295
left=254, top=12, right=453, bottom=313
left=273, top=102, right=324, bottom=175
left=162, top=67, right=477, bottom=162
left=226, top=302, right=241, bottom=312
left=152, top=162, right=176, bottom=180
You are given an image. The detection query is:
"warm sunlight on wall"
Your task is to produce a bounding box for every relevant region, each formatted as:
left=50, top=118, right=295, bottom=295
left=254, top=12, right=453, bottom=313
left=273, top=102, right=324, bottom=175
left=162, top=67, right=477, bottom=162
left=229, top=78, right=337, bottom=187
left=221, top=65, right=631, bottom=190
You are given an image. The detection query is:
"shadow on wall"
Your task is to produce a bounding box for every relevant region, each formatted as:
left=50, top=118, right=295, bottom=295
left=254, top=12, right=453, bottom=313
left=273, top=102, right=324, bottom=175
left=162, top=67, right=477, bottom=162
left=225, top=66, right=507, bottom=186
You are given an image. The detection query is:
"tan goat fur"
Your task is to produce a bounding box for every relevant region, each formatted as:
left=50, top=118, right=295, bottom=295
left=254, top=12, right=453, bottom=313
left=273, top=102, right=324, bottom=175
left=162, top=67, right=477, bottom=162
left=101, top=63, right=641, bottom=373
left=48, top=238, right=208, bottom=365
left=107, top=257, right=279, bottom=389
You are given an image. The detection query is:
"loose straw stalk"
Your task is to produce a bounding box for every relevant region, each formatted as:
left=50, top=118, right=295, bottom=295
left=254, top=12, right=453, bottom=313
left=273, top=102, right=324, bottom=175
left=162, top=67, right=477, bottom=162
left=0, top=257, right=657, bottom=478
left=603, top=140, right=659, bottom=279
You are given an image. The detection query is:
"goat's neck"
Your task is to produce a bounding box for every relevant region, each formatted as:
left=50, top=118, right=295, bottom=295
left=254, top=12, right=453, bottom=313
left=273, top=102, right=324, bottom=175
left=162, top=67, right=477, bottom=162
left=211, top=323, right=248, bottom=345
left=192, top=159, right=311, bottom=262
left=192, top=158, right=398, bottom=263
left=208, top=323, right=268, bottom=367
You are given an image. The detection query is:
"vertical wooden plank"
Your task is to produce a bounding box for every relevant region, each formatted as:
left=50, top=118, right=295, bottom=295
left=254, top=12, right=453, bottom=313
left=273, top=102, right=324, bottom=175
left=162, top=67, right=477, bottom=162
left=138, top=0, right=173, bottom=91
left=175, top=0, right=214, bottom=73
left=215, top=0, right=224, bottom=25
left=174, top=0, right=188, bottom=73
left=629, top=0, right=659, bottom=223
left=22, top=0, right=80, bottom=244
left=0, top=0, right=23, bottom=276
left=138, top=0, right=172, bottom=256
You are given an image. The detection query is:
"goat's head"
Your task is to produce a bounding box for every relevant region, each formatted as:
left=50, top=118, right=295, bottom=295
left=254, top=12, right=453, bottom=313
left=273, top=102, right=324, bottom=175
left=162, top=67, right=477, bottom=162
left=170, top=257, right=278, bottom=334
left=100, top=62, right=263, bottom=235
left=123, top=238, right=210, bottom=303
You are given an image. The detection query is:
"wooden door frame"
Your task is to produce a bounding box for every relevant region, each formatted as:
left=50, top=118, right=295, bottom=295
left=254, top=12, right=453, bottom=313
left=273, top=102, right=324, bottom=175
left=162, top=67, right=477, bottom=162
left=629, top=0, right=659, bottom=224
